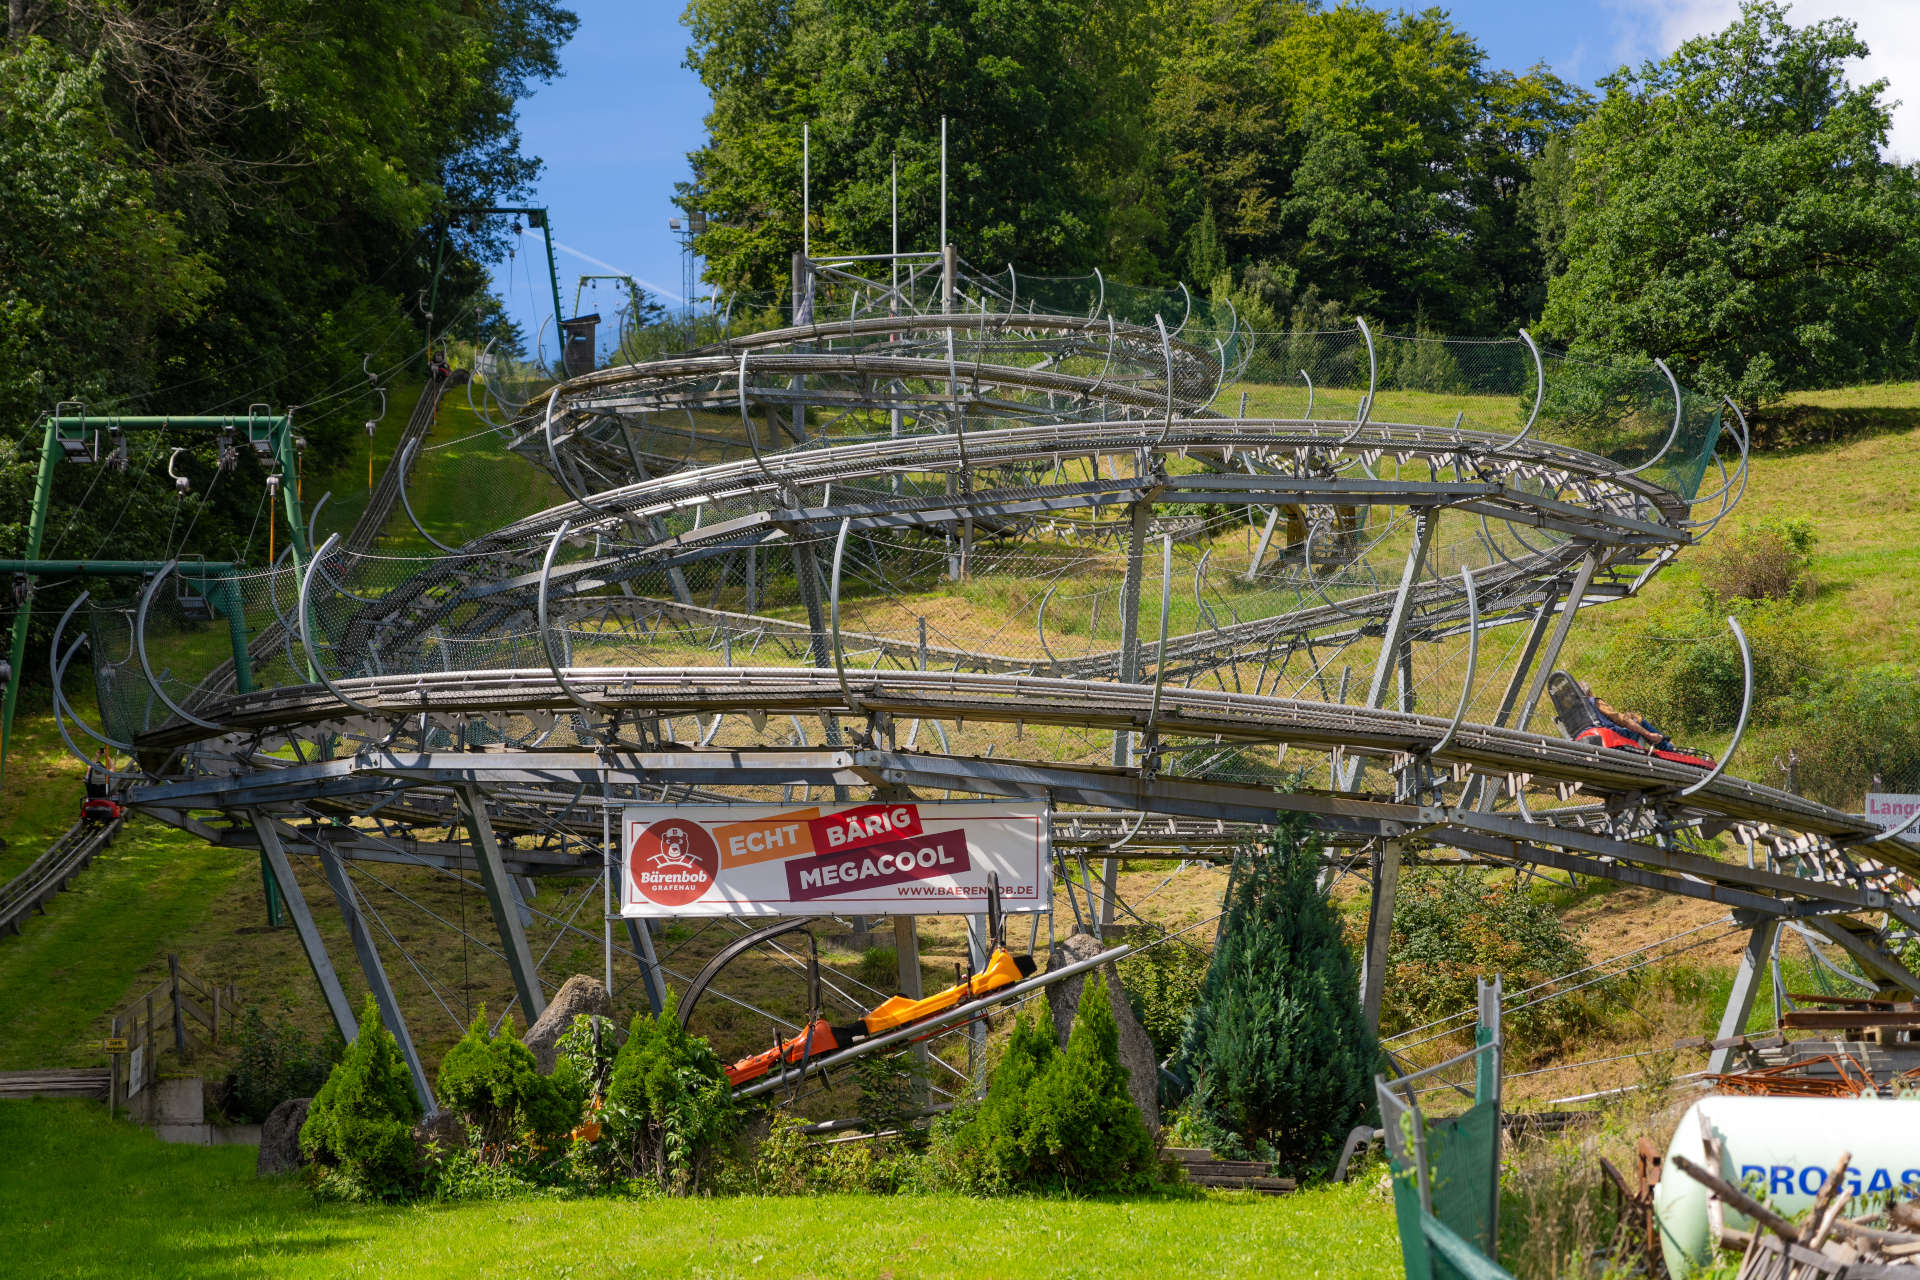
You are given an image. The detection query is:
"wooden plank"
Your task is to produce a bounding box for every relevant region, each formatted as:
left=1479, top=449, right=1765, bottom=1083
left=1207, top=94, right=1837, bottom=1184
left=1782, top=1010, right=1920, bottom=1030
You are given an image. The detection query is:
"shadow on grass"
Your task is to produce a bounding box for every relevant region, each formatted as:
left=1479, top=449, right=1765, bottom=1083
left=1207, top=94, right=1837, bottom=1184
left=1750, top=403, right=1920, bottom=452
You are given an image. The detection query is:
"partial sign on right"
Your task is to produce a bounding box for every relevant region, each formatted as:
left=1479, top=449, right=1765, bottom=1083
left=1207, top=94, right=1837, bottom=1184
left=1865, top=793, right=1920, bottom=830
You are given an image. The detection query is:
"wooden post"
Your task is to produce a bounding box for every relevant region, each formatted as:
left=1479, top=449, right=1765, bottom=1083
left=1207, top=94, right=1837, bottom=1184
left=168, top=954, right=187, bottom=1057
left=211, top=982, right=220, bottom=1045
left=107, top=1013, right=120, bottom=1119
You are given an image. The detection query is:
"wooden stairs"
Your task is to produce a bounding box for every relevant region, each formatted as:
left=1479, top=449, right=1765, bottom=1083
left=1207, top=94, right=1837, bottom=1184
left=1167, top=1147, right=1297, bottom=1195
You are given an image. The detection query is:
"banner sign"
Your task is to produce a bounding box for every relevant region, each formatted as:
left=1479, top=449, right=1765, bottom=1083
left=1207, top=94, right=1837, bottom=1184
left=619, top=802, right=1049, bottom=918
left=1866, top=793, right=1920, bottom=831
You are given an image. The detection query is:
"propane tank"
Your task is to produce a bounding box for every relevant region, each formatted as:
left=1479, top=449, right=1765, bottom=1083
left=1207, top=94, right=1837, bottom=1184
left=1653, top=1095, right=1920, bottom=1277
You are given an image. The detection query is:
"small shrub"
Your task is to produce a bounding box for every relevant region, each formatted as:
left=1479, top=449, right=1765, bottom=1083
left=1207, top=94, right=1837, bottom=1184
left=1118, top=932, right=1211, bottom=1061
left=592, top=997, right=737, bottom=1195
left=1173, top=816, right=1379, bottom=1175
left=435, top=1008, right=584, bottom=1158
left=1019, top=976, right=1158, bottom=1192
left=1597, top=597, right=1818, bottom=733
left=1776, top=665, right=1920, bottom=807
left=220, top=1006, right=341, bottom=1124
left=299, top=994, right=425, bottom=1202
left=856, top=945, right=898, bottom=989
left=932, top=981, right=1156, bottom=1195
left=1386, top=869, right=1595, bottom=1056
left=1696, top=518, right=1816, bottom=604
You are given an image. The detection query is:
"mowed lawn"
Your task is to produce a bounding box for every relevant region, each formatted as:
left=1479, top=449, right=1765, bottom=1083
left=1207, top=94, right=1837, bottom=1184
left=0, top=1101, right=1402, bottom=1280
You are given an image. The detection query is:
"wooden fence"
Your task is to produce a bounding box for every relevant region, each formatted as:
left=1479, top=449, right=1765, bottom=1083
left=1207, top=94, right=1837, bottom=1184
left=106, top=954, right=238, bottom=1116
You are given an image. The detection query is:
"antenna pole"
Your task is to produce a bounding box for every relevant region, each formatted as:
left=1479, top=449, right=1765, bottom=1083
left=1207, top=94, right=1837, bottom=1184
left=802, top=122, right=810, bottom=261
left=939, top=116, right=948, bottom=256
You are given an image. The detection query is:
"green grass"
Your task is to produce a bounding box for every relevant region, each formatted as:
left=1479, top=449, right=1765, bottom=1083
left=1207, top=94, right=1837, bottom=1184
left=0, top=809, right=251, bottom=1070
left=0, top=1099, right=1401, bottom=1280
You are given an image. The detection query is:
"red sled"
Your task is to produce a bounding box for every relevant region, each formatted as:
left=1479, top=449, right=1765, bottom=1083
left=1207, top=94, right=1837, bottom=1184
left=1548, top=672, right=1715, bottom=769
left=81, top=796, right=123, bottom=825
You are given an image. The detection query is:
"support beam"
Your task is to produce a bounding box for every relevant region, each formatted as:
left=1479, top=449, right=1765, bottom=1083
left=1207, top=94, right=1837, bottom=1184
left=894, top=913, right=930, bottom=1102
left=624, top=919, right=665, bottom=1016
left=316, top=842, right=435, bottom=1111
left=1708, top=917, right=1780, bottom=1074
left=1513, top=550, right=1600, bottom=735
left=1360, top=840, right=1403, bottom=1033
left=1105, top=499, right=1149, bottom=926
left=458, top=786, right=547, bottom=1023
left=1363, top=509, right=1437, bottom=710
left=251, top=816, right=357, bottom=1041
left=1244, top=507, right=1282, bottom=581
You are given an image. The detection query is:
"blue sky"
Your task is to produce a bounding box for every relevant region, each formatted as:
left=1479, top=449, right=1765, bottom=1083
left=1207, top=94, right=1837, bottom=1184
left=490, top=1, right=1916, bottom=360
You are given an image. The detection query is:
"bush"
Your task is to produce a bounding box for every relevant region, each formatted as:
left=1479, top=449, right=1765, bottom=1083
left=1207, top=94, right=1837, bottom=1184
left=751, top=1111, right=928, bottom=1195
left=591, top=998, right=736, bottom=1195
left=1774, top=665, right=1920, bottom=807
left=1019, top=976, right=1159, bottom=1193
left=1118, top=933, right=1211, bottom=1061
left=299, top=994, right=425, bottom=1202
left=435, top=1008, right=585, bottom=1158
left=856, top=945, right=898, bottom=989
left=1597, top=597, right=1817, bottom=733
left=852, top=1049, right=927, bottom=1148
left=219, top=1006, right=340, bottom=1124
left=932, top=979, right=1157, bottom=1195
left=1697, top=518, right=1816, bottom=604
left=1172, top=816, right=1379, bottom=1175
left=1386, top=869, right=1594, bottom=1056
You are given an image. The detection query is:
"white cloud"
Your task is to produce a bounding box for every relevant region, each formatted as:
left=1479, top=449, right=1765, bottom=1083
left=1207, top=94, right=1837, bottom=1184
left=1599, top=0, right=1920, bottom=161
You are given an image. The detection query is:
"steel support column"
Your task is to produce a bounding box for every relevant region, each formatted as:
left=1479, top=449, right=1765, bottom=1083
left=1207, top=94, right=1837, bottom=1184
left=894, top=913, right=930, bottom=1100
left=1360, top=839, right=1403, bottom=1034
left=458, top=785, right=547, bottom=1023
left=1708, top=915, right=1780, bottom=1075
left=1513, top=550, right=1600, bottom=734
left=317, top=842, right=435, bottom=1111
left=1363, top=509, right=1437, bottom=709
left=1105, top=500, right=1150, bottom=926
left=624, top=919, right=665, bottom=1016
left=250, top=815, right=356, bottom=1041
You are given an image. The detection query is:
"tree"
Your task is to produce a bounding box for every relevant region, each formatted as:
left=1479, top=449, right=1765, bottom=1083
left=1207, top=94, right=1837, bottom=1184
left=436, top=1008, right=584, bottom=1155
left=932, top=980, right=1156, bottom=1194
left=1173, top=815, right=1378, bottom=1174
left=1538, top=1, right=1920, bottom=405
left=680, top=0, right=1157, bottom=294
left=300, top=994, right=425, bottom=1202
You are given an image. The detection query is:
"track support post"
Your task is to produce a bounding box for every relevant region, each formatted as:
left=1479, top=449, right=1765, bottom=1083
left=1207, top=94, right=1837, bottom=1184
left=316, top=841, right=436, bottom=1111
left=458, top=785, right=548, bottom=1024
left=1360, top=840, right=1404, bottom=1034
left=250, top=815, right=356, bottom=1041
left=1708, top=912, right=1780, bottom=1075
left=1105, top=499, right=1151, bottom=926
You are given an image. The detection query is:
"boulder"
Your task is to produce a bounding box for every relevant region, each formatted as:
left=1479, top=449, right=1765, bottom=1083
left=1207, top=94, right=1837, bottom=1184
left=256, top=1097, right=310, bottom=1175
left=523, top=974, right=612, bottom=1073
left=1045, top=930, right=1161, bottom=1136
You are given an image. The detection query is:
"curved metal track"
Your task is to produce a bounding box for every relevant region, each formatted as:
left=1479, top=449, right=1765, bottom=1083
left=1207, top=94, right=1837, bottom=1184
left=67, top=260, right=1920, bottom=1106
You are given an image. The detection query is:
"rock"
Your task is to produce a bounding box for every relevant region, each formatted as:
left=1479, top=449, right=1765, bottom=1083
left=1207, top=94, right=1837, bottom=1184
left=413, top=1108, right=467, bottom=1157
left=523, top=974, right=612, bottom=1073
left=256, top=1097, right=310, bottom=1175
left=1045, top=930, right=1162, bottom=1137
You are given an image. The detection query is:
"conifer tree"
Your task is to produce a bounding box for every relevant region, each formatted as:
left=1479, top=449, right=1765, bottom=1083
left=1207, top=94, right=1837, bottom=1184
left=1174, top=815, right=1380, bottom=1173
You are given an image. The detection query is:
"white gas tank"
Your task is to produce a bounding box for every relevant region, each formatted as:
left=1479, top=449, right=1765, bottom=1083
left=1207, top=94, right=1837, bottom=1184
left=1653, top=1094, right=1920, bottom=1277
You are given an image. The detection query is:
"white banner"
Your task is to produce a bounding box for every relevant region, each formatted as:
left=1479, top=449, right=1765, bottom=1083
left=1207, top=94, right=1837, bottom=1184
left=619, top=801, right=1049, bottom=918
left=1866, top=793, right=1920, bottom=830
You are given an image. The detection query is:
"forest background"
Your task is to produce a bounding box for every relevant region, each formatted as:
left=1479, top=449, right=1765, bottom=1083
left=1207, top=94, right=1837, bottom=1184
left=3, top=0, right=1917, bottom=615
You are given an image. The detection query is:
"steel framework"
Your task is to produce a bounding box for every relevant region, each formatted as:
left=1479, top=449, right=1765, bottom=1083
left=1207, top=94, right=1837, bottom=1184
left=51, top=251, right=1920, bottom=1109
